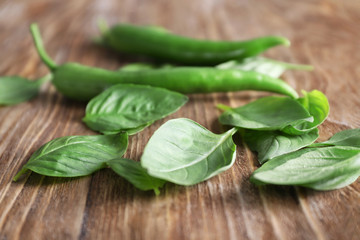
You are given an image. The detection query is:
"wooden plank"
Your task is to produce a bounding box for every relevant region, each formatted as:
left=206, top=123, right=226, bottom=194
left=0, top=0, right=359, bottom=239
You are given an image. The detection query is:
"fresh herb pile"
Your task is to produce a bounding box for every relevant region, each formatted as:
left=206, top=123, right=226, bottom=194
left=1, top=23, right=359, bottom=195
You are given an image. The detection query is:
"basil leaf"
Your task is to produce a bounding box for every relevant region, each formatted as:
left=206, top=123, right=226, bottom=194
left=0, top=75, right=50, bottom=105
left=310, top=128, right=360, bottom=148
left=219, top=96, right=313, bottom=132
left=250, top=146, right=360, bottom=190
left=141, top=118, right=237, bottom=185
left=107, top=158, right=166, bottom=195
left=303, top=169, right=360, bottom=190
left=216, top=57, right=313, bottom=78
left=83, top=84, right=188, bottom=134
left=282, top=90, right=329, bottom=135
left=101, top=121, right=154, bottom=135
left=244, top=128, right=319, bottom=164
left=13, top=133, right=128, bottom=180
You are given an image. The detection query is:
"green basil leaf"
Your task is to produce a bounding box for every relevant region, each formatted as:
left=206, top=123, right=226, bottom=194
left=310, top=128, right=360, bottom=148
left=0, top=75, right=50, bottom=105
left=219, top=96, right=313, bottom=132
left=13, top=133, right=128, bottom=180
left=141, top=118, right=237, bottom=185
left=303, top=169, right=360, bottom=190
left=101, top=121, right=154, bottom=135
left=282, top=90, right=329, bottom=135
left=83, top=84, right=188, bottom=134
left=244, top=128, right=319, bottom=164
left=250, top=146, right=360, bottom=190
left=107, top=158, right=166, bottom=195
left=216, top=57, right=313, bottom=78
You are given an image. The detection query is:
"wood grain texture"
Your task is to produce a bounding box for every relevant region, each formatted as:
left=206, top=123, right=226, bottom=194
left=0, top=0, right=359, bottom=239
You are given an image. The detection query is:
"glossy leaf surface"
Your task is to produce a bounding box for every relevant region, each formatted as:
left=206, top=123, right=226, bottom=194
left=251, top=146, right=360, bottom=190
left=141, top=118, right=237, bottom=185
left=310, top=128, right=360, bottom=148
left=216, top=57, right=313, bottom=78
left=0, top=75, right=50, bottom=105
left=244, top=128, right=319, bottom=164
left=283, top=90, right=329, bottom=135
left=219, top=96, right=313, bottom=132
left=83, top=84, right=188, bottom=134
left=101, top=121, right=154, bottom=135
left=108, top=158, right=166, bottom=195
left=14, top=133, right=128, bottom=180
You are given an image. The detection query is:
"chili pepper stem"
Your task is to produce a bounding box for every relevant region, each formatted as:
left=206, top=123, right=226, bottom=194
left=30, top=23, right=57, bottom=71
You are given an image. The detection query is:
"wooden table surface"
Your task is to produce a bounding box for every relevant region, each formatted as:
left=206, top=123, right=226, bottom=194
left=0, top=0, right=359, bottom=239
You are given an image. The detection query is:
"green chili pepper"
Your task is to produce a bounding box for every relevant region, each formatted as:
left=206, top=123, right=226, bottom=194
left=30, top=23, right=298, bottom=101
left=99, top=23, right=290, bottom=65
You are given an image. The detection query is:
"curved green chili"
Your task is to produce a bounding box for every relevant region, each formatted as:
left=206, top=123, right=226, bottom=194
left=100, top=23, right=290, bottom=65
left=30, top=24, right=298, bottom=101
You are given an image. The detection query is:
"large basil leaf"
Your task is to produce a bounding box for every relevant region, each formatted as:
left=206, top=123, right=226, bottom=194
left=250, top=146, right=360, bottom=190
left=216, top=57, right=313, bottom=78
left=83, top=84, right=188, bottom=134
left=107, top=158, right=166, bottom=195
left=310, top=128, right=360, bottom=148
left=282, top=90, right=329, bottom=135
left=303, top=169, right=360, bottom=190
left=0, top=75, right=50, bottom=105
left=13, top=133, right=128, bottom=180
left=244, top=128, right=319, bottom=164
left=218, top=96, right=313, bottom=132
left=141, top=118, right=237, bottom=185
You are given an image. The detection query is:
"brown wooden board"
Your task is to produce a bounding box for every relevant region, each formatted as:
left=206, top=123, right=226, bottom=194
left=0, top=0, right=359, bottom=239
